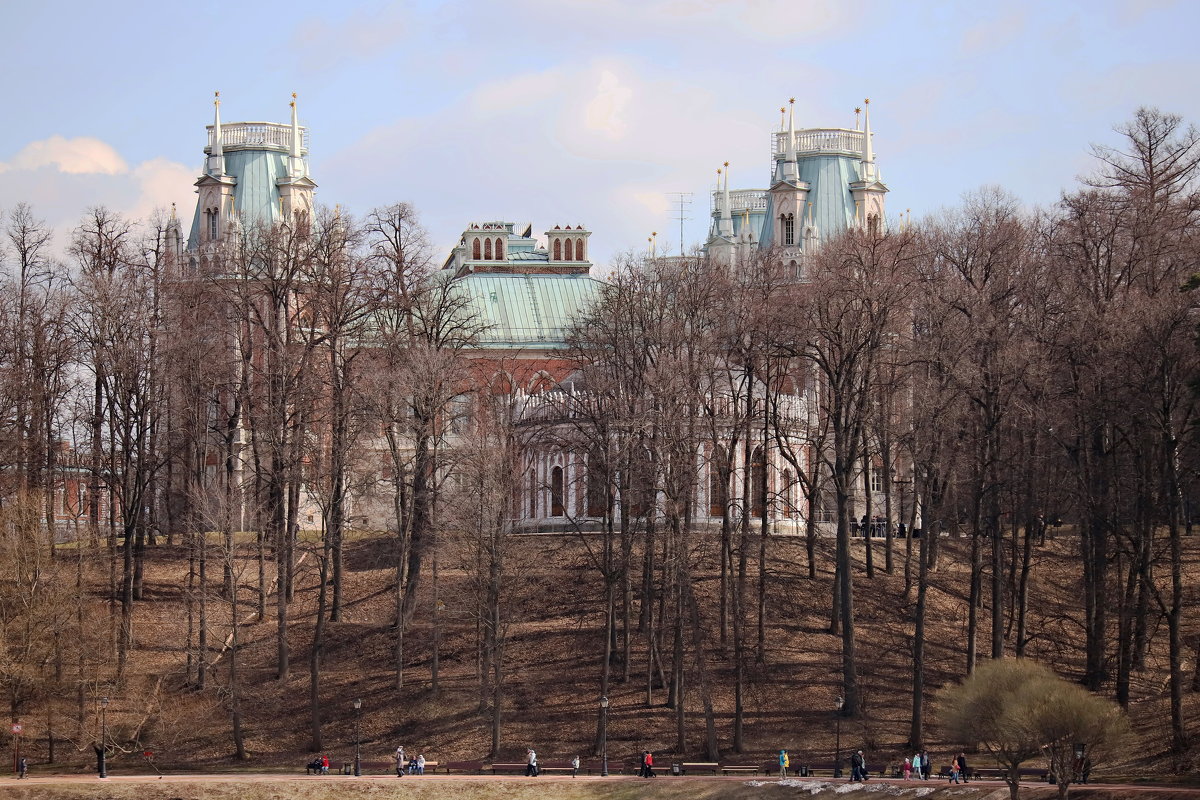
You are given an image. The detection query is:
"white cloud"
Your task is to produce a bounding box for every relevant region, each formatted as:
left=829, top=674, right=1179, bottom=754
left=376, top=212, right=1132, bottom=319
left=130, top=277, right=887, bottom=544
left=584, top=70, right=633, bottom=139
left=0, top=135, right=128, bottom=175
left=0, top=136, right=195, bottom=254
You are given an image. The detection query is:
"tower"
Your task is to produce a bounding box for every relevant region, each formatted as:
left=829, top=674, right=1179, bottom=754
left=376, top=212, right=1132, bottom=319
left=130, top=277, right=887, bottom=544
left=849, top=98, right=888, bottom=235
left=705, top=97, right=889, bottom=266
left=187, top=93, right=317, bottom=260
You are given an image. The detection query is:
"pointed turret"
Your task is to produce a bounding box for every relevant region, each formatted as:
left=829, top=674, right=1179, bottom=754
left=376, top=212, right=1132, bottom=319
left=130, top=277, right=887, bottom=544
left=781, top=97, right=799, bottom=183
left=718, top=162, right=734, bottom=238
left=207, top=91, right=226, bottom=176
left=861, top=98, right=877, bottom=183
left=289, top=92, right=304, bottom=178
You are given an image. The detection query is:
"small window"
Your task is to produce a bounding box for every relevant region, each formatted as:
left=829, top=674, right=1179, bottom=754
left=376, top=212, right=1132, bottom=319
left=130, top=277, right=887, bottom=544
left=751, top=445, right=767, bottom=519
left=484, top=238, right=493, bottom=260
left=870, top=468, right=884, bottom=494
left=495, top=238, right=504, bottom=260
left=553, top=239, right=562, bottom=260
left=551, top=466, right=565, bottom=517
left=575, top=238, right=584, bottom=261
left=782, top=213, right=794, bottom=246
left=587, top=450, right=607, bottom=517
left=207, top=210, right=218, bottom=241
left=709, top=445, right=728, bottom=517
left=472, top=238, right=481, bottom=260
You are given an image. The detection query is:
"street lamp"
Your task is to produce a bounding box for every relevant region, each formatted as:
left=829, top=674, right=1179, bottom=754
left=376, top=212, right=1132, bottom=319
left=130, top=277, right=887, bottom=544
left=834, top=695, right=844, bottom=779
left=99, top=696, right=109, bottom=779
left=599, top=696, right=610, bottom=777
left=353, top=699, right=362, bottom=777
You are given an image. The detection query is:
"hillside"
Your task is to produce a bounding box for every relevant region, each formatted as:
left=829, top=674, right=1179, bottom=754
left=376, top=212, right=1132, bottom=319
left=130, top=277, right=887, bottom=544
left=11, top=529, right=1200, bottom=779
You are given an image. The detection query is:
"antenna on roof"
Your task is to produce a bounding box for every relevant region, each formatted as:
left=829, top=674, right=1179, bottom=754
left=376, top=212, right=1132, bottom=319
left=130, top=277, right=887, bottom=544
left=666, top=192, right=693, bottom=257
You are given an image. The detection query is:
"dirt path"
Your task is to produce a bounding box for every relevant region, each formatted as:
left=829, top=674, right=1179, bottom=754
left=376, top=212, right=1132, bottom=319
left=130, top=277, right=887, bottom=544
left=1, top=774, right=1198, bottom=800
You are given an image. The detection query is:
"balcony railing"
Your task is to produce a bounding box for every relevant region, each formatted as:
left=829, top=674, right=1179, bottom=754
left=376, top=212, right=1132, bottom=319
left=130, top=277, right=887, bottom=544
left=711, top=189, right=768, bottom=215
left=772, top=127, right=864, bottom=159
left=206, top=122, right=309, bottom=153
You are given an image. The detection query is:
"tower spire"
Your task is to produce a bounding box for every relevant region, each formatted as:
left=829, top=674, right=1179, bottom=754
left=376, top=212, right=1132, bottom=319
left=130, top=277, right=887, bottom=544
left=862, top=98, right=876, bottom=182
left=719, top=161, right=733, bottom=237
left=208, top=91, right=226, bottom=176
left=289, top=92, right=304, bottom=178
left=787, top=97, right=797, bottom=162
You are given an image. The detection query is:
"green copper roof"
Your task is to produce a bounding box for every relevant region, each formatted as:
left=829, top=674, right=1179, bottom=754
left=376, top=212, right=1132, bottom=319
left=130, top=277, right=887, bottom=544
left=452, top=273, right=603, bottom=349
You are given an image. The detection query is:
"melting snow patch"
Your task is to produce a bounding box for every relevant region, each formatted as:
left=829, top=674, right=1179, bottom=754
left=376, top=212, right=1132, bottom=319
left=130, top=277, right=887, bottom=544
left=741, top=779, right=957, bottom=796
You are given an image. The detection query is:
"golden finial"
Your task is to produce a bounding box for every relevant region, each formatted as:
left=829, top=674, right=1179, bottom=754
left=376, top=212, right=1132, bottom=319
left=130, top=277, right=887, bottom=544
left=855, top=106, right=862, bottom=114
left=717, top=168, right=722, bottom=175
left=864, top=98, right=870, bottom=105
left=170, top=202, right=176, bottom=220
left=780, top=107, right=786, bottom=114
left=789, top=97, right=795, bottom=105
left=214, top=91, right=220, bottom=105
left=652, top=231, right=657, bottom=237
left=723, top=161, right=729, bottom=168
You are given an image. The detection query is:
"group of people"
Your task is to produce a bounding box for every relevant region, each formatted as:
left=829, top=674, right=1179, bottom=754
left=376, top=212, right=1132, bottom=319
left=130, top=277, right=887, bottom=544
left=306, top=755, right=332, bottom=774
left=901, top=751, right=968, bottom=782
left=393, top=746, right=426, bottom=775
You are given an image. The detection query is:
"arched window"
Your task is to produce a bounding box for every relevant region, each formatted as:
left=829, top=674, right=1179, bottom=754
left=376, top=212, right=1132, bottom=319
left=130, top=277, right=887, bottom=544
left=551, top=466, right=565, bottom=517
left=709, top=445, right=729, bottom=517
left=782, top=213, right=795, bottom=246
left=529, top=466, right=538, bottom=518
left=472, top=238, right=481, bottom=260
left=495, top=238, right=504, bottom=260
left=484, top=237, right=493, bottom=260
left=553, top=239, right=562, bottom=260
left=782, top=468, right=794, bottom=515
left=629, top=447, right=653, bottom=517
left=207, top=209, right=218, bottom=241
left=575, top=238, right=585, bottom=261
left=562, top=239, right=572, bottom=261
left=587, top=449, right=608, bottom=518
left=751, top=445, right=767, bottom=519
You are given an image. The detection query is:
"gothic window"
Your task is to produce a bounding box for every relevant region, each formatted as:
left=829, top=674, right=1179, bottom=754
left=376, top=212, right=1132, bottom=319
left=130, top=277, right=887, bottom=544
left=484, top=237, right=493, bottom=260
left=629, top=447, right=653, bottom=517
left=495, top=238, right=504, bottom=260
left=782, top=213, right=795, bottom=246
left=587, top=449, right=608, bottom=517
left=709, top=445, right=729, bottom=517
left=563, top=239, right=573, bottom=261
left=206, top=210, right=218, bottom=241
left=529, top=467, right=538, bottom=518
left=551, top=466, right=565, bottom=517
left=472, top=238, right=481, bottom=260
left=782, top=469, right=794, bottom=515
left=575, top=238, right=585, bottom=261
left=553, top=239, right=562, bottom=260
left=751, top=445, right=767, bottom=519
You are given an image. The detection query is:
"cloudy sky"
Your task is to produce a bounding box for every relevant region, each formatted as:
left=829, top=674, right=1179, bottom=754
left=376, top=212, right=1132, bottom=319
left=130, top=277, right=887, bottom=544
left=1, top=0, right=1196, bottom=266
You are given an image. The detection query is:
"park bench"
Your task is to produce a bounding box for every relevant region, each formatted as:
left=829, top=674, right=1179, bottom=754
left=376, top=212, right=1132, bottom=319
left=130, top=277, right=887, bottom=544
left=489, top=762, right=531, bottom=774
left=796, top=761, right=840, bottom=777
left=720, top=763, right=760, bottom=775
left=680, top=761, right=720, bottom=774
left=442, top=760, right=486, bottom=774
left=537, top=760, right=579, bottom=775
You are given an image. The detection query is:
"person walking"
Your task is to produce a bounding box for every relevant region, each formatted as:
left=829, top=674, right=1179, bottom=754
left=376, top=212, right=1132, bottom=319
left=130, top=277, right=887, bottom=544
left=911, top=752, right=922, bottom=780
left=921, top=750, right=932, bottom=780
left=571, top=755, right=580, bottom=777
left=643, top=751, right=655, bottom=777
left=949, top=757, right=960, bottom=784
left=525, top=748, right=538, bottom=777
left=850, top=750, right=866, bottom=781
left=902, top=756, right=911, bottom=780
left=395, top=746, right=406, bottom=777
left=778, top=749, right=789, bottom=779
left=957, top=752, right=969, bottom=783
left=18, top=757, right=28, bottom=779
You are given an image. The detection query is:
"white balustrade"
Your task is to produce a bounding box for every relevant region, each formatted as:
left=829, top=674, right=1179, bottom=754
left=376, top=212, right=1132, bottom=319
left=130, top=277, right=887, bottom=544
left=206, top=122, right=309, bottom=152
left=772, top=128, right=864, bottom=158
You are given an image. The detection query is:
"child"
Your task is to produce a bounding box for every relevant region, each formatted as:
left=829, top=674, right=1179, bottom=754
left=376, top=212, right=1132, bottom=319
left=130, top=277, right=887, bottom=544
left=903, top=757, right=911, bottom=780
left=571, top=755, right=580, bottom=777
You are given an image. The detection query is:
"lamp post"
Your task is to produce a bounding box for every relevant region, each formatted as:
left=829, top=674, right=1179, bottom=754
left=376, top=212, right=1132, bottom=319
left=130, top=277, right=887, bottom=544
left=353, top=699, right=362, bottom=777
left=600, top=696, right=609, bottom=777
left=99, top=697, right=109, bottom=779
left=834, top=695, right=844, bottom=778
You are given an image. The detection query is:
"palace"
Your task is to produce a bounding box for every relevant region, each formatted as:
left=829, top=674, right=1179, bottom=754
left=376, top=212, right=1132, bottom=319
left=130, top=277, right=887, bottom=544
left=174, top=95, right=896, bottom=537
